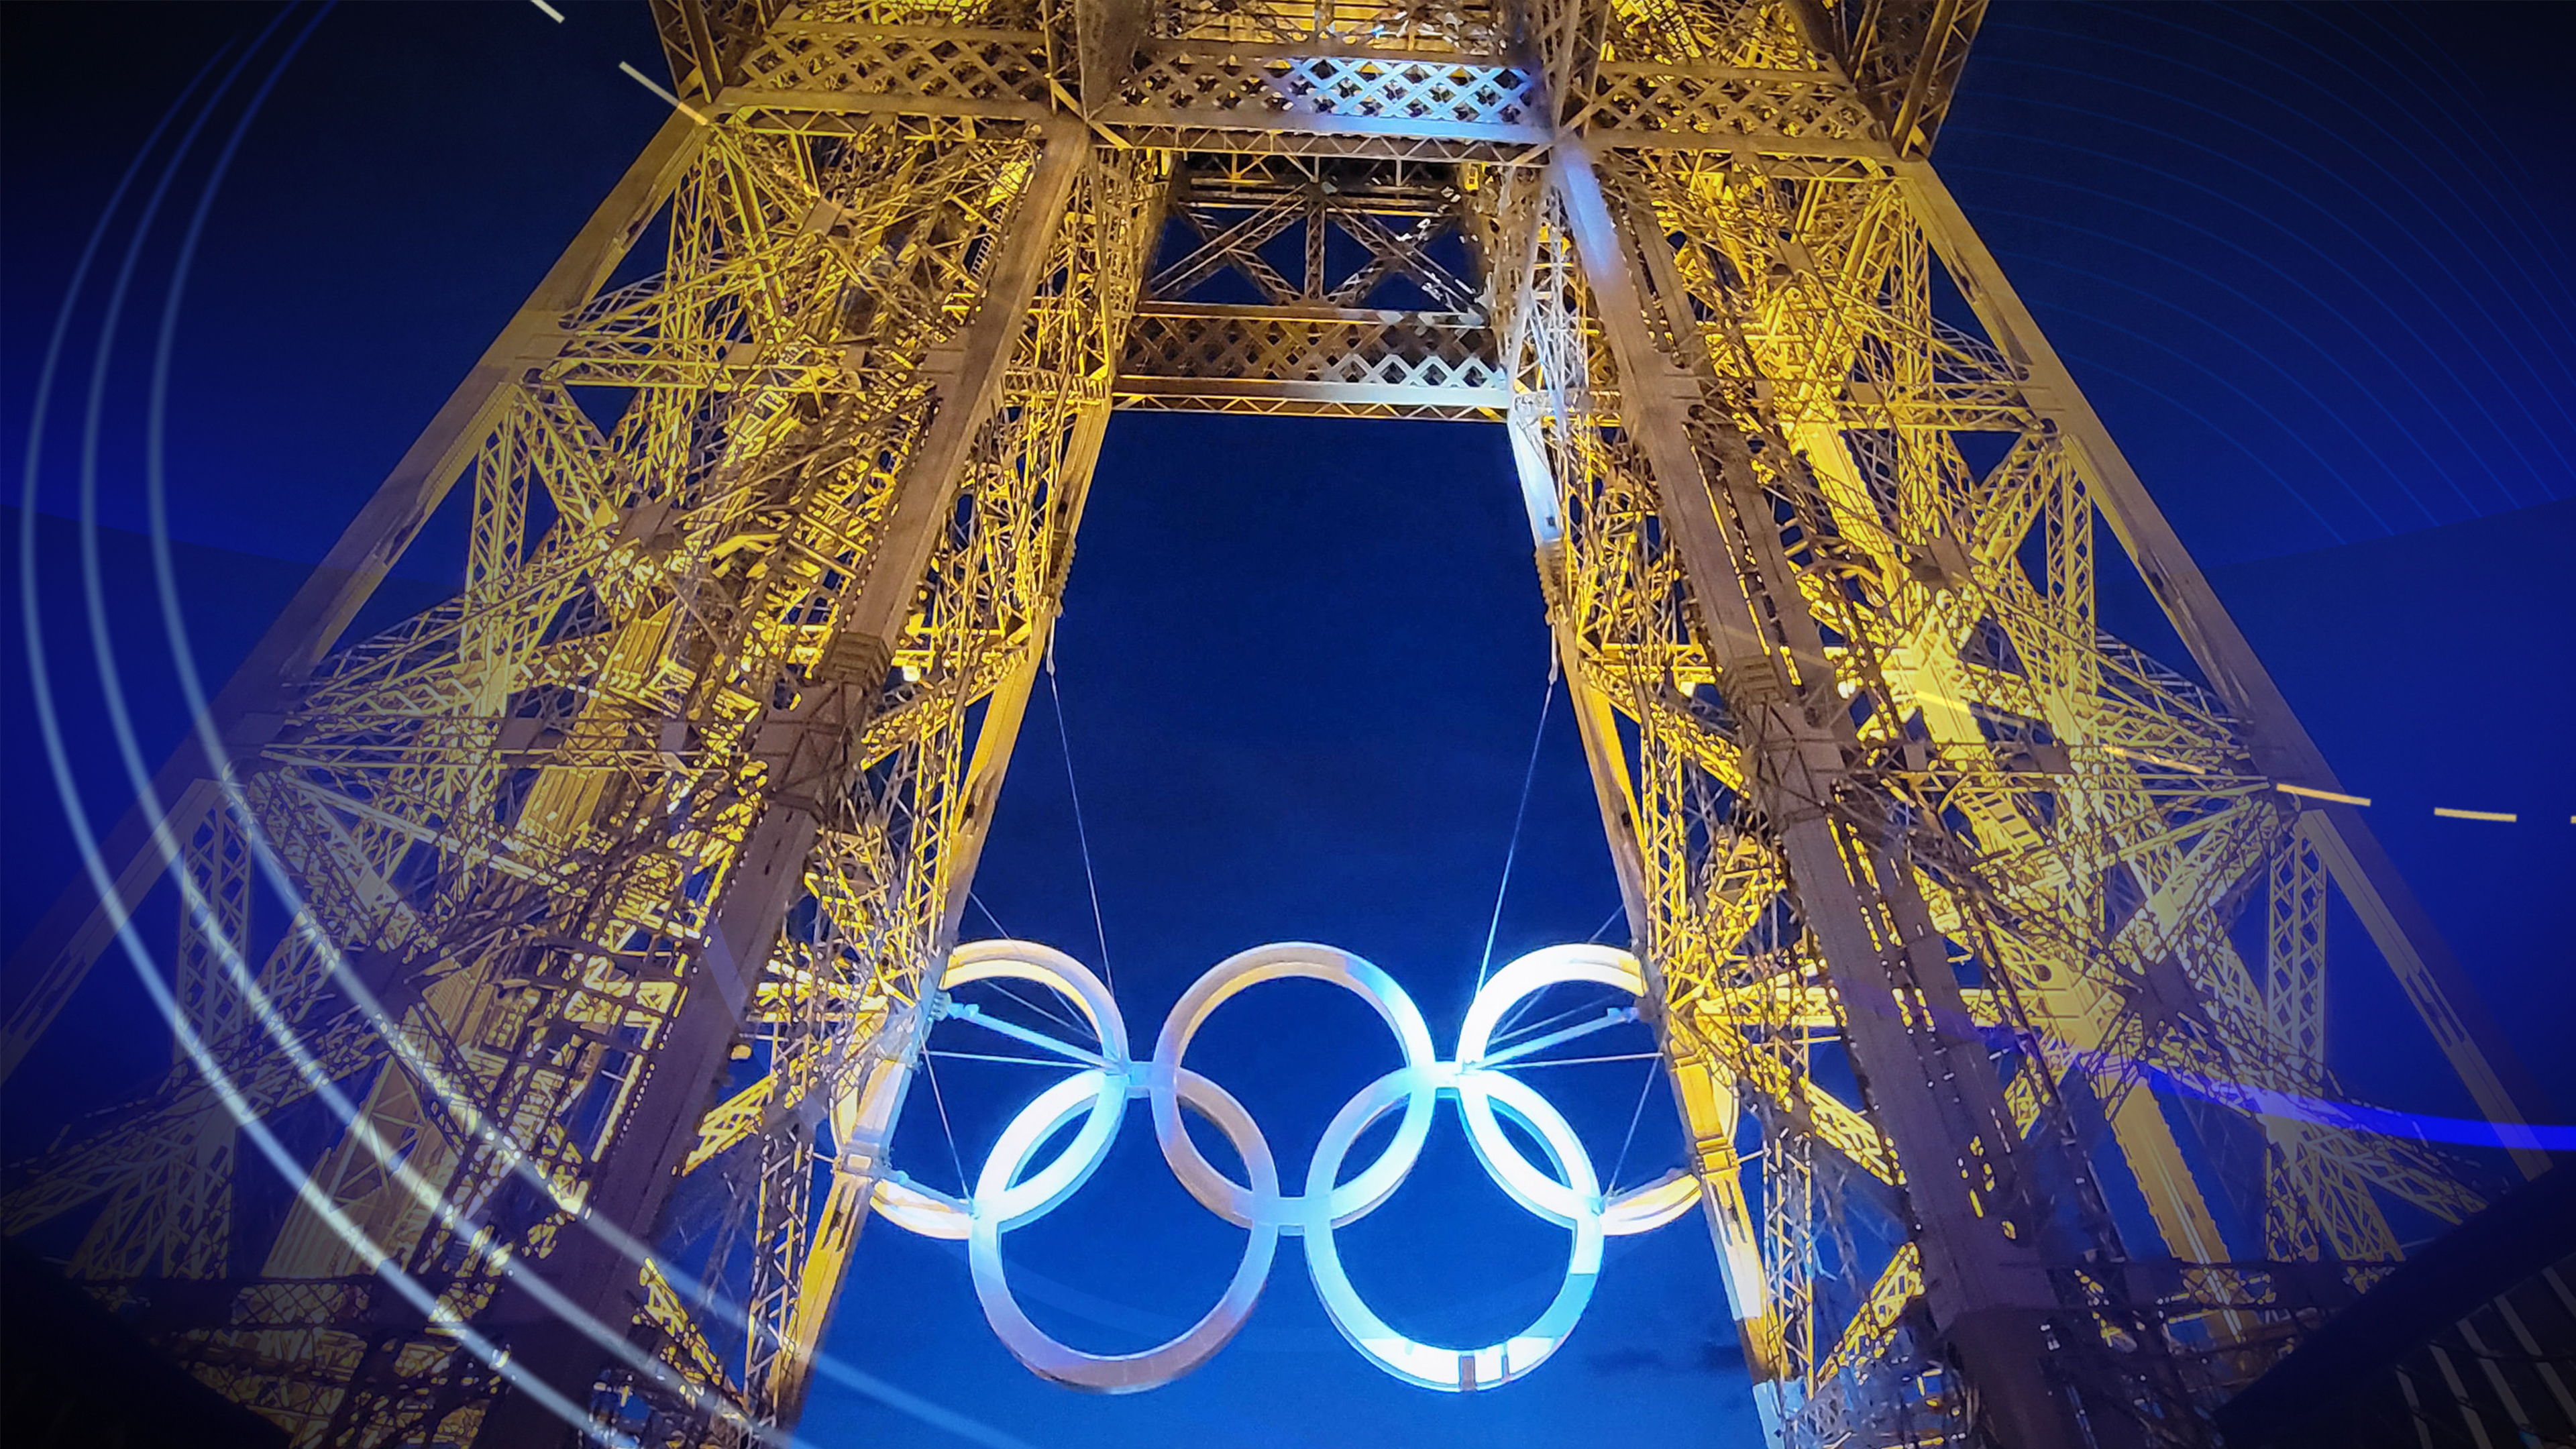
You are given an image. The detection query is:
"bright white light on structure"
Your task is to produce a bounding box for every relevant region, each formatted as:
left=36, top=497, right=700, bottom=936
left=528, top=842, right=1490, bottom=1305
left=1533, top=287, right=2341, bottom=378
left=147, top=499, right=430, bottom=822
left=864, top=941, right=1698, bottom=1394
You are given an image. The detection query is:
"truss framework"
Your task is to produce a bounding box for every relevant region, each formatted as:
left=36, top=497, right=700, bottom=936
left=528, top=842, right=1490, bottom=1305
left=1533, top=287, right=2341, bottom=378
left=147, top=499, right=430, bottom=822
left=3, top=1, right=2548, bottom=1447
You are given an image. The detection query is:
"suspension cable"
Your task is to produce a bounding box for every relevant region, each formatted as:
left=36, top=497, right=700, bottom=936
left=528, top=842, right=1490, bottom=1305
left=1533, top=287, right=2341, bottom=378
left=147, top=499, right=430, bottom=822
left=1586, top=902, right=1626, bottom=945
left=962, top=892, right=1094, bottom=1038
left=1607, top=1060, right=1661, bottom=1192
left=1494, top=902, right=1633, bottom=1040
left=1498, top=1052, right=1662, bottom=1069
left=969, top=891, right=1012, bottom=939
left=1474, top=647, right=1561, bottom=993
left=1046, top=643, right=1114, bottom=992
left=922, top=1052, right=971, bottom=1196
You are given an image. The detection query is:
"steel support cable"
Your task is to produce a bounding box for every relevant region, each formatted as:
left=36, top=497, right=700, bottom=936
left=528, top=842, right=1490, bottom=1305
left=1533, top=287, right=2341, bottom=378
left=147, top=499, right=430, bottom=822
left=1493, top=998, right=1604, bottom=1051
left=1485, top=903, right=1633, bottom=1044
left=971, top=892, right=1012, bottom=938
left=983, top=980, right=1092, bottom=1042
left=1474, top=647, right=1562, bottom=994
left=928, top=1050, right=1064, bottom=1069
left=1505, top=1053, right=1664, bottom=1067
left=1606, top=1058, right=1662, bottom=1193
left=922, top=1051, right=973, bottom=1197
left=1585, top=902, right=1626, bottom=945
left=967, top=891, right=1095, bottom=1040
left=1045, top=647, right=1112, bottom=991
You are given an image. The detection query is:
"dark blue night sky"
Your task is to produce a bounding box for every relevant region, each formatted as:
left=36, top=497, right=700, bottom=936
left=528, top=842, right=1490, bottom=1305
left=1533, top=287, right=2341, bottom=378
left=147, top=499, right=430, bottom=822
left=3, top=5, right=2570, bottom=1447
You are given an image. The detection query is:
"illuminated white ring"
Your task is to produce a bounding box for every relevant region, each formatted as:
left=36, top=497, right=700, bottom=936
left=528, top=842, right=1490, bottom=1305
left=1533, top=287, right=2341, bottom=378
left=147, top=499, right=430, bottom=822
left=1456, top=944, right=1701, bottom=1236
left=883, top=939, right=1703, bottom=1395
left=1600, top=1167, right=1702, bottom=1236
left=871, top=939, right=1130, bottom=1238
left=1150, top=943, right=1438, bottom=1229
left=968, top=1065, right=1279, bottom=1393
left=1301, top=1065, right=1604, bottom=1391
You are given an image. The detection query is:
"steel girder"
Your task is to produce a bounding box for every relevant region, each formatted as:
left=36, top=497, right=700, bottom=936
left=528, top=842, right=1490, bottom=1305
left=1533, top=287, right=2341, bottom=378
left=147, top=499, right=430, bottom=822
left=2, top=2, right=2543, bottom=1448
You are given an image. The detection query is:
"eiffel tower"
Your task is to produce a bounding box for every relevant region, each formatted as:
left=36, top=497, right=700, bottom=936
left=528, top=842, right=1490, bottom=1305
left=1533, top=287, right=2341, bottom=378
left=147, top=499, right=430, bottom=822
left=2, top=1, right=2551, bottom=1446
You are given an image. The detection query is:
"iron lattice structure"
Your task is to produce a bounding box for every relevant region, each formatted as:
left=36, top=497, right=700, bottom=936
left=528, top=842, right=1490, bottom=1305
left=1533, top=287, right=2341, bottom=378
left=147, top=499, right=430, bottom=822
left=3, top=1, right=2553, bottom=1446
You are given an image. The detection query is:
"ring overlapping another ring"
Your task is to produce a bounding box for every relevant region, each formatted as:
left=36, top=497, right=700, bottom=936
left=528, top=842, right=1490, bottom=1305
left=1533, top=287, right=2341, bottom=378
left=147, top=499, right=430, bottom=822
left=1454, top=945, right=1700, bottom=1238
left=867, top=938, right=1703, bottom=1393
left=1150, top=943, right=1440, bottom=1230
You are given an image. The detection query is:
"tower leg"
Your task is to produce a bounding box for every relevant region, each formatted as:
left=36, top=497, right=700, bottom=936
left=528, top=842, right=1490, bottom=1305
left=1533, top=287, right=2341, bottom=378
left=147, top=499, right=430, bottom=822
left=473, top=119, right=1095, bottom=1448
left=1548, top=133, right=2091, bottom=1449
left=1892, top=160, right=2553, bottom=1173
left=1509, top=408, right=1794, bottom=1434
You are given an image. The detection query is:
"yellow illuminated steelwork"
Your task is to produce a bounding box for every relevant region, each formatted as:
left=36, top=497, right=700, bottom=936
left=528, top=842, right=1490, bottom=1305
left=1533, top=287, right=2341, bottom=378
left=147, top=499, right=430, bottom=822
left=3, top=2, right=2546, bottom=1446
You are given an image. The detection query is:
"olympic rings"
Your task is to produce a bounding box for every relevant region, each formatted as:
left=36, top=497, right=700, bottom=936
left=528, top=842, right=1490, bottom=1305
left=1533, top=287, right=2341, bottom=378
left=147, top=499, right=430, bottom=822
left=970, top=1064, right=1279, bottom=1392
left=1456, top=945, right=1700, bottom=1236
left=870, top=939, right=1126, bottom=1240
left=869, top=940, right=1703, bottom=1393
left=1301, top=1064, right=1603, bottom=1389
left=1151, top=943, right=1440, bottom=1229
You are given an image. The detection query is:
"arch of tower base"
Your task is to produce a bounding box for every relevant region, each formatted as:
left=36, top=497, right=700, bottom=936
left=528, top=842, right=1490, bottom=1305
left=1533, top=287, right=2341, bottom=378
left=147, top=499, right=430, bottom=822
left=1, top=3, right=2553, bottom=1446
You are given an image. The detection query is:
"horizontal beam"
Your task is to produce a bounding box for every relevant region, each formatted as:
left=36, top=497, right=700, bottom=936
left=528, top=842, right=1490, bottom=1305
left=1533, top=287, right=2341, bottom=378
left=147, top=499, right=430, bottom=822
left=714, top=25, right=1903, bottom=159
left=1105, top=125, right=1548, bottom=162
left=1092, top=106, right=1548, bottom=147
left=1109, top=392, right=1502, bottom=421
left=1113, top=376, right=1509, bottom=409
left=719, top=91, right=1053, bottom=123
left=1136, top=302, right=1488, bottom=326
